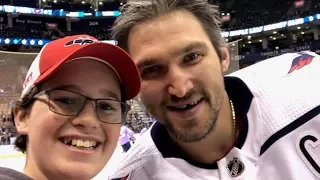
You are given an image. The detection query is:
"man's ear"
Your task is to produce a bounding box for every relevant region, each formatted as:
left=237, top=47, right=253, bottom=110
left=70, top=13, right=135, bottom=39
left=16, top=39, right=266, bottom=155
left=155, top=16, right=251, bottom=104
left=13, top=107, right=29, bottom=135
left=220, top=47, right=230, bottom=73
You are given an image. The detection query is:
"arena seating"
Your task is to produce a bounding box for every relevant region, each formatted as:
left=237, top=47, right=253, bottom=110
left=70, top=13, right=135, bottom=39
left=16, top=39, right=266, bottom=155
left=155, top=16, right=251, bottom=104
left=0, top=51, right=35, bottom=126
left=2, top=0, right=319, bottom=41
left=223, top=0, right=320, bottom=30
left=126, top=98, right=155, bottom=133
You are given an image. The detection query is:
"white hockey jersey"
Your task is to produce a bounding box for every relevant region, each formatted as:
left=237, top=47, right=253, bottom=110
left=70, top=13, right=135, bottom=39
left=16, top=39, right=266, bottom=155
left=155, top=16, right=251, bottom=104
left=107, top=51, right=320, bottom=180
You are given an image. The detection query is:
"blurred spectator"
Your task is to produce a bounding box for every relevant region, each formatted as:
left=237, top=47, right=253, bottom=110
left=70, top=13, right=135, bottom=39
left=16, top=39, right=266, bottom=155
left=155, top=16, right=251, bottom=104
left=0, top=126, right=11, bottom=145
left=119, top=125, right=134, bottom=152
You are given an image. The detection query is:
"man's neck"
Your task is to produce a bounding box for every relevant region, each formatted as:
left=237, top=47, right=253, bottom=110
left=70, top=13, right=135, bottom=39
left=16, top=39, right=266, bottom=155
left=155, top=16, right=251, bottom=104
left=173, top=93, right=236, bottom=164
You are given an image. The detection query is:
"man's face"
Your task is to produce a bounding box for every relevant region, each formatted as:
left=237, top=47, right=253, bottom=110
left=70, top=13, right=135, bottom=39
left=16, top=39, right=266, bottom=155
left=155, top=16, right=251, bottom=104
left=128, top=10, right=229, bottom=143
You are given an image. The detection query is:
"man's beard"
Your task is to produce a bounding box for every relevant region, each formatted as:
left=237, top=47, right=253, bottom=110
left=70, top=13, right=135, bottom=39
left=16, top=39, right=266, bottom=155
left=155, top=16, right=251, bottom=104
left=141, top=84, right=225, bottom=143
left=165, top=106, right=219, bottom=143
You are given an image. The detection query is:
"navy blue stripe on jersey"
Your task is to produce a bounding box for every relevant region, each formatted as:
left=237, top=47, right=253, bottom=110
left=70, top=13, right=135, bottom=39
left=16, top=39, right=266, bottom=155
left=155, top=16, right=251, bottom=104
left=225, top=77, right=252, bottom=149
left=260, top=105, right=320, bottom=155
left=151, top=77, right=252, bottom=169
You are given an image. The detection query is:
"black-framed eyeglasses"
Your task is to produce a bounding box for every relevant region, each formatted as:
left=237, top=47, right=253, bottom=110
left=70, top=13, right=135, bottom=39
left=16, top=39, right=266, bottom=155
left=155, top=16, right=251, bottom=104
left=34, top=89, right=131, bottom=124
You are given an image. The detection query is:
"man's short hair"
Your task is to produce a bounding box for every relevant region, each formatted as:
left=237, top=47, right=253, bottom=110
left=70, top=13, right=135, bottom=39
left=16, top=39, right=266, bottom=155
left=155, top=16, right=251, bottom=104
left=111, top=0, right=226, bottom=59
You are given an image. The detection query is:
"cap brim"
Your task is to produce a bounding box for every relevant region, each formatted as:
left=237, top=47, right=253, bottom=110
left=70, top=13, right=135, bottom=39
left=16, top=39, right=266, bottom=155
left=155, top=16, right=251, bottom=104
left=34, top=43, right=141, bottom=100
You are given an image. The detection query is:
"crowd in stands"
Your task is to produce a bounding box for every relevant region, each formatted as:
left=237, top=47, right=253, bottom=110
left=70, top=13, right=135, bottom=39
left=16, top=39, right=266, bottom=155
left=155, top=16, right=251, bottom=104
left=0, top=101, right=16, bottom=145
left=0, top=113, right=16, bottom=145
left=0, top=53, right=31, bottom=146
left=0, top=0, right=318, bottom=41
left=126, top=111, right=155, bottom=133
left=221, top=0, right=319, bottom=30
left=0, top=126, right=11, bottom=145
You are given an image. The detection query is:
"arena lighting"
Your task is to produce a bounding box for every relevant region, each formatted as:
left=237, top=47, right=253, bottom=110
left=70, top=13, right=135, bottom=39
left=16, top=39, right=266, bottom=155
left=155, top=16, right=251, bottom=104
left=22, top=39, right=27, bottom=45
left=317, top=14, right=320, bottom=20
left=38, top=40, right=44, bottom=46
left=4, top=38, right=10, bottom=44
left=309, top=16, right=314, bottom=21
left=30, top=40, right=35, bottom=45
left=0, top=37, right=113, bottom=46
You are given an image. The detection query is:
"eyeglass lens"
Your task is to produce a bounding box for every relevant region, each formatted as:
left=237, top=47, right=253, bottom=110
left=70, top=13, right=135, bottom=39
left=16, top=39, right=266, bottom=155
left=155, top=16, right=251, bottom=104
left=48, top=90, right=126, bottom=123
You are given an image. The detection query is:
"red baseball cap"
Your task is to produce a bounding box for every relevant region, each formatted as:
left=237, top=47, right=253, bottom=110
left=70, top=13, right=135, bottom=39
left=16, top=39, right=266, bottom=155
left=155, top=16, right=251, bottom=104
left=21, top=35, right=141, bottom=100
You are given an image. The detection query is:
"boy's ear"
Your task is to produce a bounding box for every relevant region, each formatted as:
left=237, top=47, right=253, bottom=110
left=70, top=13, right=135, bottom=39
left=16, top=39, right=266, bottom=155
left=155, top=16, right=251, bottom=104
left=13, top=107, right=29, bottom=135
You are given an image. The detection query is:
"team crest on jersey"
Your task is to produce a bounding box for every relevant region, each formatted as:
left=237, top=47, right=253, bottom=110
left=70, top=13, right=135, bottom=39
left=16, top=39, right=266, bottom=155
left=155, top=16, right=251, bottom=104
left=109, top=173, right=131, bottom=180
left=226, top=158, right=245, bottom=177
left=288, top=53, right=315, bottom=74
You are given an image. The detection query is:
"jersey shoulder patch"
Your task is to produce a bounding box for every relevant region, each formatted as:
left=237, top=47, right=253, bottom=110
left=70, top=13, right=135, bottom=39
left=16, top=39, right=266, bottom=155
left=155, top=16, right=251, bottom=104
left=288, top=52, right=315, bottom=74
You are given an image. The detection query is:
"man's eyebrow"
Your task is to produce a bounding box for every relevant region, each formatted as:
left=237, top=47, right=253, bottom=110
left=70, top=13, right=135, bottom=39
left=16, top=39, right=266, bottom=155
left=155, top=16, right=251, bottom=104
left=177, top=41, right=208, bottom=55
left=136, top=42, right=208, bottom=70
